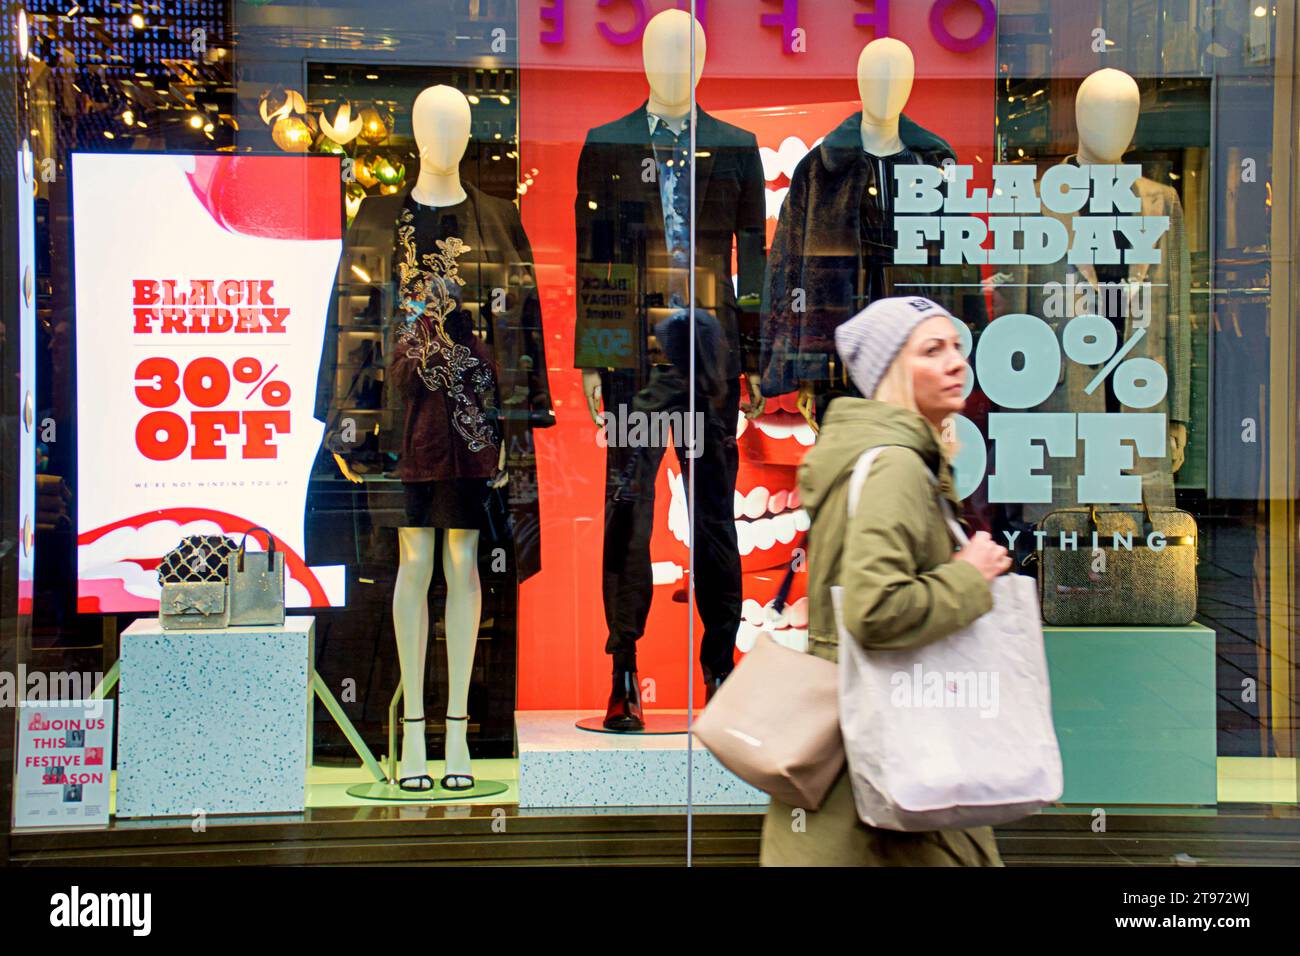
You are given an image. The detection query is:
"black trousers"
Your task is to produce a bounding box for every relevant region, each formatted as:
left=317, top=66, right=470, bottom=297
left=600, top=366, right=742, bottom=678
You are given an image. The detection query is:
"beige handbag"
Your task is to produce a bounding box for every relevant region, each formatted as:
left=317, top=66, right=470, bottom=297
left=691, top=633, right=843, bottom=809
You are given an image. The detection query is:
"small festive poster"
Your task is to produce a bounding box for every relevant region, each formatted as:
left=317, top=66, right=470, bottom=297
left=14, top=700, right=115, bottom=828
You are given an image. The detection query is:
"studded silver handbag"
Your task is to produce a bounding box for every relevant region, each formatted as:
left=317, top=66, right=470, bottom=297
left=226, top=527, right=285, bottom=627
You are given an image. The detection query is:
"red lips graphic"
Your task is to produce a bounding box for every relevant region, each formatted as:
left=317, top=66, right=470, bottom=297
left=187, top=155, right=343, bottom=241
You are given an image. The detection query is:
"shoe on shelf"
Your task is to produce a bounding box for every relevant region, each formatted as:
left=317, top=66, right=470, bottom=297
left=603, top=667, right=644, bottom=732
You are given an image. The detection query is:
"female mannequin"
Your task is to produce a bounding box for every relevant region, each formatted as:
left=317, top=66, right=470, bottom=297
left=335, top=85, right=506, bottom=791
left=1006, top=67, right=1191, bottom=523
left=1073, top=68, right=1187, bottom=472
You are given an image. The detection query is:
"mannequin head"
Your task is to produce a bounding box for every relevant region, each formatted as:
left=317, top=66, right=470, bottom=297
left=1075, top=69, right=1140, bottom=164
left=857, top=38, right=915, bottom=124
left=643, top=9, right=706, bottom=113
left=411, top=85, right=472, bottom=174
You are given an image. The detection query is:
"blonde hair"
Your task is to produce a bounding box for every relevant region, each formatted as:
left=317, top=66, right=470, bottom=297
left=871, top=348, right=959, bottom=460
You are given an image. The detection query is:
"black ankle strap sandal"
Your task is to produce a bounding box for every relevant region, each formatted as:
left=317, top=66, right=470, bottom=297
left=441, top=716, right=475, bottom=791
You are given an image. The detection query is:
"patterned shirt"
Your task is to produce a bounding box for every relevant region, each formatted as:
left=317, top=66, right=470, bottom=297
left=648, top=110, right=693, bottom=307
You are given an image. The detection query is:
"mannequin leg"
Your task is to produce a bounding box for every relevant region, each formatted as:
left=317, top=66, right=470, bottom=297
left=677, top=384, right=742, bottom=685
left=441, top=528, right=481, bottom=786
left=393, top=527, right=437, bottom=785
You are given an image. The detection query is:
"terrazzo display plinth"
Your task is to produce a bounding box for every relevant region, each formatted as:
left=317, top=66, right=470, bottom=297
left=117, top=616, right=313, bottom=818
left=516, top=711, right=767, bottom=808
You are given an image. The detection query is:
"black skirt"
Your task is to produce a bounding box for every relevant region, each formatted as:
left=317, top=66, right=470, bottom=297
left=402, top=478, right=491, bottom=530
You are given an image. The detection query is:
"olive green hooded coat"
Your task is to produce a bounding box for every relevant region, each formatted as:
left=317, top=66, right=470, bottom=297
left=760, top=398, right=1003, bottom=867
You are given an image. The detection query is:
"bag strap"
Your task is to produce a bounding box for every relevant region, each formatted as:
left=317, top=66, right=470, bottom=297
left=237, top=526, right=277, bottom=572
left=936, top=496, right=970, bottom=547
left=844, top=446, right=890, bottom=519
left=845, top=445, right=969, bottom=547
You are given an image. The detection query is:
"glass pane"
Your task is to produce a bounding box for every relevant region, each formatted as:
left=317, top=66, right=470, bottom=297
left=3, top=0, right=1295, bottom=874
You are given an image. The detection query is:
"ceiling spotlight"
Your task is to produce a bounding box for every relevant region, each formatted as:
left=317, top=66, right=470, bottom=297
left=122, top=108, right=134, bottom=125
left=203, top=122, right=214, bottom=134
left=189, top=113, right=203, bottom=129
left=1253, top=4, right=1267, bottom=16
left=130, top=13, right=144, bottom=29
left=499, top=95, right=510, bottom=105
left=467, top=95, right=480, bottom=104
left=17, top=8, right=29, bottom=59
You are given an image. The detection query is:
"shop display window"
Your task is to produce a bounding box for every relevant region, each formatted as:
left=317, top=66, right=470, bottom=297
left=1, top=0, right=1295, bottom=867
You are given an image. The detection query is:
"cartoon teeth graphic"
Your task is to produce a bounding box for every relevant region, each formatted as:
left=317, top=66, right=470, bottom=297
left=736, top=596, right=810, bottom=654
left=738, top=397, right=817, bottom=448
left=77, top=509, right=338, bottom=612
left=758, top=135, right=822, bottom=220
left=664, top=467, right=809, bottom=560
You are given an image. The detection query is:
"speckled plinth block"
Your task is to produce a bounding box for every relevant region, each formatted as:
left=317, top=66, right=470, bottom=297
left=117, top=617, right=313, bottom=818
left=516, top=711, right=768, bottom=808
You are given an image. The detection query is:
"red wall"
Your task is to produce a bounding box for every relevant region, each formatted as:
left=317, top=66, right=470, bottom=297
left=515, top=0, right=997, bottom=710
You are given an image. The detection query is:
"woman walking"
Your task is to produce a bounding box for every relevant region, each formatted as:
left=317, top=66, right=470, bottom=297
left=760, top=296, right=1013, bottom=867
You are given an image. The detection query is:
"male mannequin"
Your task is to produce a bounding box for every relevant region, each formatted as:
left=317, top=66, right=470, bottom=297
left=329, top=85, right=553, bottom=790
left=760, top=38, right=964, bottom=425
left=574, top=9, right=767, bottom=730
left=1011, top=67, right=1190, bottom=518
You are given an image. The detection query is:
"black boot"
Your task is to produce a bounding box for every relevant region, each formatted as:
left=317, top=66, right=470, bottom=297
left=702, top=666, right=732, bottom=704
left=603, top=668, right=644, bottom=731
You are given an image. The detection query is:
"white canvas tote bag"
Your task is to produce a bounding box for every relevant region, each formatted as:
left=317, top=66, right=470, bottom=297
left=832, top=447, right=1063, bottom=831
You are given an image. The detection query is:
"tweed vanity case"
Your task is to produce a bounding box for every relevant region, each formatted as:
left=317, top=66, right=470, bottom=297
left=1036, top=506, right=1198, bottom=626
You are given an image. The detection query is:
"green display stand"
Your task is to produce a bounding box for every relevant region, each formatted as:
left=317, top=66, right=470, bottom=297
left=346, top=779, right=509, bottom=802
left=1045, top=623, right=1217, bottom=806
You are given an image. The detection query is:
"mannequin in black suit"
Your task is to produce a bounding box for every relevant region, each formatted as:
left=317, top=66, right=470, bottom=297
left=574, top=10, right=767, bottom=730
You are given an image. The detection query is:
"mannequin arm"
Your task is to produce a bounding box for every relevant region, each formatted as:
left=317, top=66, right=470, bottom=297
left=489, top=442, right=509, bottom=488
left=796, top=381, right=818, bottom=434
left=581, top=369, right=603, bottom=426
left=1167, top=191, right=1193, bottom=424
left=741, top=373, right=766, bottom=420
left=1169, top=421, right=1187, bottom=474
left=735, top=133, right=768, bottom=377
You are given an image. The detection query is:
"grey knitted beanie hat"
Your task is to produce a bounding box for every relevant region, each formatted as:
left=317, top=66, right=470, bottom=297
left=834, top=296, right=956, bottom=399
